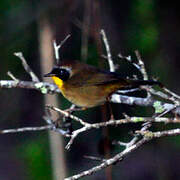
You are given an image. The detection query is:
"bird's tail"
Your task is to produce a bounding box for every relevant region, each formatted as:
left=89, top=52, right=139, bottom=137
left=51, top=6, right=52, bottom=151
left=130, top=79, right=163, bottom=88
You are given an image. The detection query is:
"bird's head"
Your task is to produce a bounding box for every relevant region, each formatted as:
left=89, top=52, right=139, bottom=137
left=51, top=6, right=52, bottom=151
left=44, top=60, right=83, bottom=81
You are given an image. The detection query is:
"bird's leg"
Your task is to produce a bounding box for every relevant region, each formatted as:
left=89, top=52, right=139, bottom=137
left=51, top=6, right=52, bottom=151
left=63, top=105, right=86, bottom=134
left=106, top=97, right=115, bottom=120
left=61, top=116, right=73, bottom=134
left=49, top=112, right=73, bottom=135
left=45, top=105, right=72, bottom=134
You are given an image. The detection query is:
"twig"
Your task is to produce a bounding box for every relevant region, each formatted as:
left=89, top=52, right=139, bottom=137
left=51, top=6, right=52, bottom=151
left=53, top=35, right=71, bottom=63
left=47, top=105, right=89, bottom=126
left=143, top=86, right=176, bottom=102
left=100, top=29, right=115, bottom=72
left=0, top=117, right=69, bottom=137
left=136, top=128, right=180, bottom=138
left=113, top=137, right=139, bottom=148
left=112, top=91, right=180, bottom=116
left=65, top=126, right=89, bottom=150
left=118, top=53, right=140, bottom=70
left=14, top=52, right=40, bottom=82
left=84, top=155, right=106, bottom=162
left=114, top=117, right=153, bottom=149
left=0, top=125, right=52, bottom=134
left=162, top=86, right=180, bottom=102
left=7, top=71, right=19, bottom=82
left=134, top=50, right=148, bottom=80
left=116, top=88, right=140, bottom=94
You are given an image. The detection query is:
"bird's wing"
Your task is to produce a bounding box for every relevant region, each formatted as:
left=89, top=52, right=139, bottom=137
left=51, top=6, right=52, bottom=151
left=85, top=71, right=121, bottom=85
left=69, top=69, right=128, bottom=87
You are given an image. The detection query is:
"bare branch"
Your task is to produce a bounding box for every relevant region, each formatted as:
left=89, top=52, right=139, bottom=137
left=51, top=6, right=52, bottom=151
left=65, top=126, right=88, bottom=150
left=14, top=52, right=40, bottom=82
left=136, top=128, right=180, bottom=138
left=65, top=128, right=180, bottom=180
left=0, top=125, right=52, bottom=134
left=111, top=93, right=180, bottom=115
left=0, top=80, right=60, bottom=94
left=84, top=155, right=106, bottom=162
left=47, top=104, right=180, bottom=150
left=100, top=29, right=115, bottom=72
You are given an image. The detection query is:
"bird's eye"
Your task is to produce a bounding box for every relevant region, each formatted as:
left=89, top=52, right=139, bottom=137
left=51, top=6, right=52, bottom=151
left=59, top=69, right=70, bottom=81
left=52, top=68, right=70, bottom=81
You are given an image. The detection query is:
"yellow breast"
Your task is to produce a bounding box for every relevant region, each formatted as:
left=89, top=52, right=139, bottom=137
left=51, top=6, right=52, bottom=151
left=51, top=76, right=80, bottom=106
left=52, top=76, right=64, bottom=91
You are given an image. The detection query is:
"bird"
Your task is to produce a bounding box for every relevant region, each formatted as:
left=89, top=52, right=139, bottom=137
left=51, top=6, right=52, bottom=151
left=44, top=60, right=161, bottom=108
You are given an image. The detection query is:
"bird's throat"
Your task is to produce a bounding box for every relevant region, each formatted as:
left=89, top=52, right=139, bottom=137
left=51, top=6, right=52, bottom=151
left=52, top=76, right=64, bottom=90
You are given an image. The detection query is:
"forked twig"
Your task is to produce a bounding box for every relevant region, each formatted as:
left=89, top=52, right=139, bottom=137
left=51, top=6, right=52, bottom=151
left=53, top=34, right=71, bottom=63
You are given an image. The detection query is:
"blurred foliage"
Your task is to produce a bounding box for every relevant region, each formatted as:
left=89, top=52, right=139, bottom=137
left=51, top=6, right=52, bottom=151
left=16, top=134, right=52, bottom=180
left=128, top=0, right=158, bottom=53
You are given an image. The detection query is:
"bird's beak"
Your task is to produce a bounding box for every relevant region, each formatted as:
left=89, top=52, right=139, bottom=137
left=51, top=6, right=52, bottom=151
left=44, top=72, right=55, bottom=77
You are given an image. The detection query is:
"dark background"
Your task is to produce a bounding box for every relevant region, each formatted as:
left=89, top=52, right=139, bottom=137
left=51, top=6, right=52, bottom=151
left=0, top=0, right=180, bottom=179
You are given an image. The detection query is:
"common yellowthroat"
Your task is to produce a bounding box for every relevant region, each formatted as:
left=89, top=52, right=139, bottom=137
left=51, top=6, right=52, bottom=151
left=44, top=60, right=160, bottom=108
